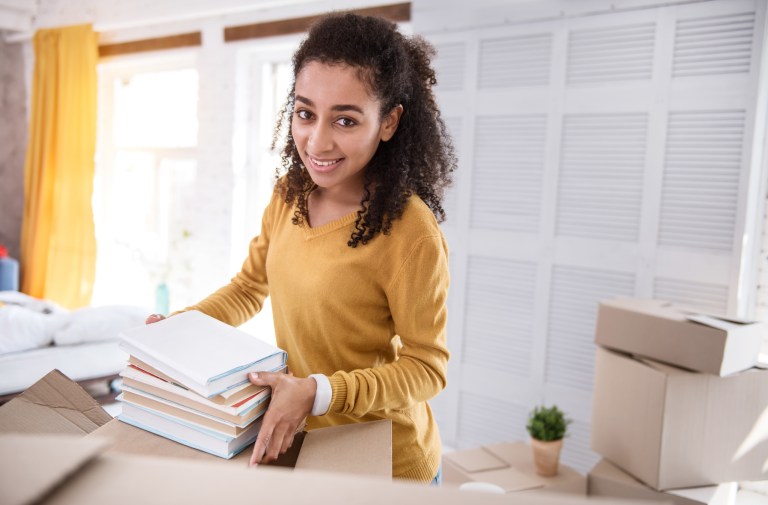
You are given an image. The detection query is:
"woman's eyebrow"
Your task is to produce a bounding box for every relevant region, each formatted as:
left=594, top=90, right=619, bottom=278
left=295, top=94, right=364, bottom=115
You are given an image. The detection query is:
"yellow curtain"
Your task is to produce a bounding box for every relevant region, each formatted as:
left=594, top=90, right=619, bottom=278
left=20, top=24, right=98, bottom=308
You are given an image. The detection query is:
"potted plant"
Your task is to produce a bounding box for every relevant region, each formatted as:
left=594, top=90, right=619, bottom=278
left=526, top=404, right=571, bottom=477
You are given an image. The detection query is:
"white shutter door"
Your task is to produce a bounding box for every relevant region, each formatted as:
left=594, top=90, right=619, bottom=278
left=422, top=0, right=766, bottom=474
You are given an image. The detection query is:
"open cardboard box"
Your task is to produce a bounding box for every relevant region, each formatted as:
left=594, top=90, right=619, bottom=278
left=442, top=441, right=586, bottom=495
left=0, top=370, right=658, bottom=505
left=588, top=459, right=738, bottom=505
left=595, top=298, right=764, bottom=376
left=0, top=369, right=391, bottom=476
left=591, top=348, right=768, bottom=490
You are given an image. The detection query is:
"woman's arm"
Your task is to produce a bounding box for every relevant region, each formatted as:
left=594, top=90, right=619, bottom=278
left=328, top=234, right=450, bottom=416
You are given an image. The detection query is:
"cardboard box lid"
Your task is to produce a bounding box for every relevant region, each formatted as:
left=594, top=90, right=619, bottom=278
left=0, top=434, right=109, bottom=505
left=595, top=298, right=764, bottom=376
left=0, top=370, right=112, bottom=435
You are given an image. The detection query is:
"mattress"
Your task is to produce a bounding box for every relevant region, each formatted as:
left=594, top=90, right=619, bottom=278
left=0, top=340, right=127, bottom=396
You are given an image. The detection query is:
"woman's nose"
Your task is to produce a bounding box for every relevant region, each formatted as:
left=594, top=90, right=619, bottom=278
left=308, top=122, right=333, bottom=152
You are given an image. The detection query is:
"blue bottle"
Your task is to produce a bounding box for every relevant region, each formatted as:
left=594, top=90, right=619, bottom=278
left=0, top=245, right=19, bottom=292
left=155, top=281, right=169, bottom=315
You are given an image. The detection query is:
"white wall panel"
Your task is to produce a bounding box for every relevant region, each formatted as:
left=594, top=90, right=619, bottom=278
left=419, top=0, right=767, bottom=474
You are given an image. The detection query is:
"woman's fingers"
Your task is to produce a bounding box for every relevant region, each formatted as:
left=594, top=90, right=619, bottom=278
left=248, top=374, right=316, bottom=468
left=145, top=314, right=166, bottom=324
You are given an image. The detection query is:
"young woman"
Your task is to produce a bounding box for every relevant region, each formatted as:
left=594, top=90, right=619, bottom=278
left=147, top=12, right=456, bottom=483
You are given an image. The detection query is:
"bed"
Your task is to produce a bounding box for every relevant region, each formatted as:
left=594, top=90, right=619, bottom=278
left=0, top=291, right=147, bottom=404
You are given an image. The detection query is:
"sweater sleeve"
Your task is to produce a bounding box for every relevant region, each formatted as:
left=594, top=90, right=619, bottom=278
left=327, top=234, right=450, bottom=416
left=180, top=188, right=277, bottom=327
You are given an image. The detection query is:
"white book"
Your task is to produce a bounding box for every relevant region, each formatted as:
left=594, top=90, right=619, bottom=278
left=119, top=310, right=286, bottom=398
left=119, top=400, right=263, bottom=459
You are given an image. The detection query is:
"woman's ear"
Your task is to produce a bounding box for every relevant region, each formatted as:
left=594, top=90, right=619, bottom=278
left=380, top=104, right=404, bottom=142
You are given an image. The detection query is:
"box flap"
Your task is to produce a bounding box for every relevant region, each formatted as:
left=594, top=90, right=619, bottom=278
left=686, top=314, right=751, bottom=331
left=443, top=447, right=508, bottom=473
left=88, top=416, right=392, bottom=477
left=295, top=419, right=392, bottom=478
left=43, top=451, right=578, bottom=505
left=0, top=434, right=109, bottom=505
left=0, top=370, right=112, bottom=435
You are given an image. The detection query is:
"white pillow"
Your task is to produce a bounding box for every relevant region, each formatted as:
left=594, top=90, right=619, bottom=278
left=52, top=305, right=149, bottom=346
left=0, top=305, right=68, bottom=354
left=0, top=291, right=66, bottom=314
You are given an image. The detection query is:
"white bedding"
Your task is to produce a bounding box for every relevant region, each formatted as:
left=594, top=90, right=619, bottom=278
left=0, top=291, right=149, bottom=354
left=0, top=291, right=149, bottom=397
left=0, top=340, right=128, bottom=396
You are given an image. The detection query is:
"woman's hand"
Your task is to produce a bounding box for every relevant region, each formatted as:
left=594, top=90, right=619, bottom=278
left=145, top=314, right=166, bottom=324
left=248, top=371, right=316, bottom=467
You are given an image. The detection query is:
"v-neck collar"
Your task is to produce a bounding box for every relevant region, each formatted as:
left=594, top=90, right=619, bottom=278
left=303, top=210, right=359, bottom=239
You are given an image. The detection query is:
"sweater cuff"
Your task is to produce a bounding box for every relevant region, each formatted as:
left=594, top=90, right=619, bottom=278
left=328, top=373, right=349, bottom=414
left=308, top=374, right=331, bottom=416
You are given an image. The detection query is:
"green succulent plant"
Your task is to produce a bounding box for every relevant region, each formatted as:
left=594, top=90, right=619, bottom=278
left=526, top=405, right=571, bottom=441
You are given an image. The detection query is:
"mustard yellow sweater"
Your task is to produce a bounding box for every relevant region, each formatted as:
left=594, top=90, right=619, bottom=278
left=184, top=187, right=450, bottom=481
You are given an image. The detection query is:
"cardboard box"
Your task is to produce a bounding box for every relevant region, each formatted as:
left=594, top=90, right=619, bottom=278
left=588, top=459, right=738, bottom=505
left=442, top=441, right=587, bottom=495
left=0, top=433, right=656, bottom=505
left=0, top=371, right=664, bottom=505
left=591, top=348, right=768, bottom=490
left=0, top=369, right=392, bottom=477
left=595, top=298, right=764, bottom=376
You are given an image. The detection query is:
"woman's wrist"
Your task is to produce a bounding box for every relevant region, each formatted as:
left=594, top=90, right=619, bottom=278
left=308, top=374, right=332, bottom=416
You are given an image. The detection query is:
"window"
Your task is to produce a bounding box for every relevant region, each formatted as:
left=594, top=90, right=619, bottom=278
left=92, top=57, right=199, bottom=313
left=230, top=40, right=298, bottom=344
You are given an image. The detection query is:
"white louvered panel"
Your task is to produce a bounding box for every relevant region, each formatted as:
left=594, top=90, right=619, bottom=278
left=462, top=256, right=537, bottom=376
left=456, top=391, right=529, bottom=449
left=471, top=115, right=546, bottom=232
left=478, top=33, right=552, bottom=88
left=560, top=419, right=600, bottom=475
left=442, top=117, right=461, bottom=226
left=556, top=114, right=646, bottom=242
left=673, top=12, right=755, bottom=78
left=546, top=266, right=635, bottom=391
left=654, top=277, right=728, bottom=314
left=433, top=42, right=466, bottom=91
left=566, top=23, right=655, bottom=84
left=659, top=110, right=745, bottom=252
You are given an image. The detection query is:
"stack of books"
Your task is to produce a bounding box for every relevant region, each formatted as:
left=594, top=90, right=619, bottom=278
left=117, top=310, right=287, bottom=459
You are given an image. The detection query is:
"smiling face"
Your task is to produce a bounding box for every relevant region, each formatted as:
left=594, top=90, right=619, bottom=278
left=291, top=61, right=401, bottom=198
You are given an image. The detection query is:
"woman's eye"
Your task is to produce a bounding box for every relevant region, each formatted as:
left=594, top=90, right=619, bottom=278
left=296, top=110, right=312, bottom=120
left=336, top=117, right=356, bottom=127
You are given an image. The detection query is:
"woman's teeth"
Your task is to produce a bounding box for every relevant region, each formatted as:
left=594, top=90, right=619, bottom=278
left=312, top=158, right=340, bottom=167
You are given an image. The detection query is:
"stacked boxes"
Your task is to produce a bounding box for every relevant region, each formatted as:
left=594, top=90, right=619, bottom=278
left=589, top=298, right=768, bottom=501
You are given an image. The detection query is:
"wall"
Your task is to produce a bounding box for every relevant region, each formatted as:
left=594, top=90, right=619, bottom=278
left=0, top=38, right=26, bottom=261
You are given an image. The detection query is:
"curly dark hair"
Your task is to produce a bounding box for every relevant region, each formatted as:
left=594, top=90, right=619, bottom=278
left=272, top=12, right=456, bottom=247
